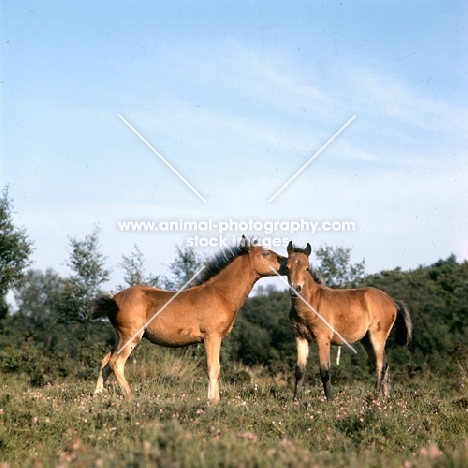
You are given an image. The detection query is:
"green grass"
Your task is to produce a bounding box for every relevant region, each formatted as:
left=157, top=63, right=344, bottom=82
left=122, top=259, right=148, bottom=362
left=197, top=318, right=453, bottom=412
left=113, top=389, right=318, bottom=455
left=1, top=351, right=468, bottom=467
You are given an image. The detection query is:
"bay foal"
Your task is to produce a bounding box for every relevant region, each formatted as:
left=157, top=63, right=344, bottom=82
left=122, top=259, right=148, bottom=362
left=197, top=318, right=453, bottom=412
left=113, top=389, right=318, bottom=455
left=285, top=242, right=412, bottom=401
left=92, top=242, right=286, bottom=402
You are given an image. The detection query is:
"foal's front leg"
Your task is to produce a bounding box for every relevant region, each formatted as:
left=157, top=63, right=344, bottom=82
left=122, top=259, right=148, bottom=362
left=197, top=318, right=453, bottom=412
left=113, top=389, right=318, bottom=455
left=204, top=334, right=221, bottom=402
left=293, top=335, right=309, bottom=400
left=316, top=337, right=333, bottom=401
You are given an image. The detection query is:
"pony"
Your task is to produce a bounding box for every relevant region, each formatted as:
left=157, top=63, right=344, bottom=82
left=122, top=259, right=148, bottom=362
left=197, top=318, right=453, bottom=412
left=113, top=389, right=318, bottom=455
left=285, top=242, right=412, bottom=401
left=92, top=240, right=286, bottom=402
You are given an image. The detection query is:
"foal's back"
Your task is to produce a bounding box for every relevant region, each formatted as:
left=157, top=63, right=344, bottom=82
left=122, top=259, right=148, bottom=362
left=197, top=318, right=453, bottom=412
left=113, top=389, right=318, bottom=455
left=298, top=282, right=397, bottom=343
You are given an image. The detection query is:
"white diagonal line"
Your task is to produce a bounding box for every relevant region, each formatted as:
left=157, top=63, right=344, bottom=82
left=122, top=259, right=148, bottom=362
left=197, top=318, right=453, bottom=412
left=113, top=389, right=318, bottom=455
left=269, top=267, right=357, bottom=353
left=117, top=264, right=206, bottom=354
left=118, top=114, right=207, bottom=203
left=268, top=115, right=356, bottom=203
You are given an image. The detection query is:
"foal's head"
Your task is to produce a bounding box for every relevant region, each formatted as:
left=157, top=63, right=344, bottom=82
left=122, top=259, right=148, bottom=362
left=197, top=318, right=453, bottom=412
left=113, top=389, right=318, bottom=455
left=244, top=241, right=287, bottom=277
left=285, top=241, right=312, bottom=295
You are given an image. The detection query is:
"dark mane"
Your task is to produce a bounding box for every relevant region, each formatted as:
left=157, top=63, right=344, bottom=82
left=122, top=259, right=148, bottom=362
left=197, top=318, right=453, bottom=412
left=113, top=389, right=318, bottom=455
left=309, top=267, right=324, bottom=285
left=191, top=244, right=249, bottom=286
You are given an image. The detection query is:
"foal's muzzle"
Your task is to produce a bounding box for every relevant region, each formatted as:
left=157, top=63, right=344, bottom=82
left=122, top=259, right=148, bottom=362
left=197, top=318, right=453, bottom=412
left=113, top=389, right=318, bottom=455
left=277, top=256, right=288, bottom=275
left=290, top=285, right=302, bottom=297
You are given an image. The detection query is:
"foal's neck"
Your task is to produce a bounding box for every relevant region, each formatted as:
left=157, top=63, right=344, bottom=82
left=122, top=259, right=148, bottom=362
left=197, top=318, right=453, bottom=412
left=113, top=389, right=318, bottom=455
left=204, top=255, right=258, bottom=311
left=304, top=272, right=321, bottom=297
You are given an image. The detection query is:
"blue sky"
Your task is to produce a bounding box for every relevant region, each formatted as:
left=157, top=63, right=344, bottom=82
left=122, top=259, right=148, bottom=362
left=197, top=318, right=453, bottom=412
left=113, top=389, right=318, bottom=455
left=1, top=1, right=467, bottom=288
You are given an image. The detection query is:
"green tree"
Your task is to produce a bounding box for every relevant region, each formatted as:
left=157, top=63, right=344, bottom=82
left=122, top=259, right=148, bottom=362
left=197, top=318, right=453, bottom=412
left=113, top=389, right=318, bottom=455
left=315, top=245, right=365, bottom=288
left=52, top=227, right=113, bottom=367
left=13, top=268, right=67, bottom=349
left=118, top=244, right=160, bottom=289
left=163, top=245, right=204, bottom=290
left=0, top=187, right=33, bottom=320
left=1, top=269, right=78, bottom=384
left=58, top=227, right=110, bottom=324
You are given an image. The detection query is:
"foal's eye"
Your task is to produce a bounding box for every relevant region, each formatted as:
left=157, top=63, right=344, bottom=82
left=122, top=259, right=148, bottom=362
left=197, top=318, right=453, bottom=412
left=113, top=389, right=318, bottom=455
left=262, top=251, right=270, bottom=257
left=306, top=267, right=309, bottom=271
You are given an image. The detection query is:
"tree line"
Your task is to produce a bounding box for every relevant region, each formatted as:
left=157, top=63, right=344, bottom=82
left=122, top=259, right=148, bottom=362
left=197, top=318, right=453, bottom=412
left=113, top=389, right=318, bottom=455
left=1, top=187, right=467, bottom=386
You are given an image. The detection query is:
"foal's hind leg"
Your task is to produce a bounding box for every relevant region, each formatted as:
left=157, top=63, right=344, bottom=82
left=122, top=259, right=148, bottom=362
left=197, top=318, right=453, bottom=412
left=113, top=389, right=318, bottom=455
left=381, top=364, right=391, bottom=396
left=361, top=333, right=390, bottom=395
left=293, top=335, right=309, bottom=401
left=95, top=350, right=113, bottom=394
left=106, top=333, right=144, bottom=397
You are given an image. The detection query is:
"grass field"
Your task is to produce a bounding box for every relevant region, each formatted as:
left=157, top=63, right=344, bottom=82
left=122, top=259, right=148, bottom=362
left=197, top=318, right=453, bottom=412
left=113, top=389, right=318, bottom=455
left=1, top=348, right=468, bottom=467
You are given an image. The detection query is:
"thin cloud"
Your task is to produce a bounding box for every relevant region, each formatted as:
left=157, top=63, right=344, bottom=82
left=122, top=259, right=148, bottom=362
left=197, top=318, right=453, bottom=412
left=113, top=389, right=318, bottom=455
left=350, top=70, right=468, bottom=137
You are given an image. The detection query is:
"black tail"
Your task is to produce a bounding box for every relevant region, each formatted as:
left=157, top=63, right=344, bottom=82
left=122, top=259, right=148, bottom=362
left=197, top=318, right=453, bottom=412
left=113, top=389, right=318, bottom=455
left=394, top=300, right=412, bottom=346
left=91, top=293, right=119, bottom=320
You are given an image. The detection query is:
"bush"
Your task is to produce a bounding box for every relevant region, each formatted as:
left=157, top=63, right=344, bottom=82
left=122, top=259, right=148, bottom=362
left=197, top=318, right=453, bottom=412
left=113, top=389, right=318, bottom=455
left=0, top=339, right=73, bottom=386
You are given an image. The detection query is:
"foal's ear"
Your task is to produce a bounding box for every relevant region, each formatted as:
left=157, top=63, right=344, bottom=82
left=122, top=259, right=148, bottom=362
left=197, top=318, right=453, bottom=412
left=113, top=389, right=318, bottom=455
left=287, top=241, right=294, bottom=254
left=240, top=234, right=249, bottom=248
left=304, top=243, right=312, bottom=256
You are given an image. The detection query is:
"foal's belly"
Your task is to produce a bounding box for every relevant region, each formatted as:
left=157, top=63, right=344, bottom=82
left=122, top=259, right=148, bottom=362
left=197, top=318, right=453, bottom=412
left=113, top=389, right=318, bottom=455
left=292, top=317, right=368, bottom=345
left=332, top=322, right=368, bottom=345
left=143, top=327, right=203, bottom=348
